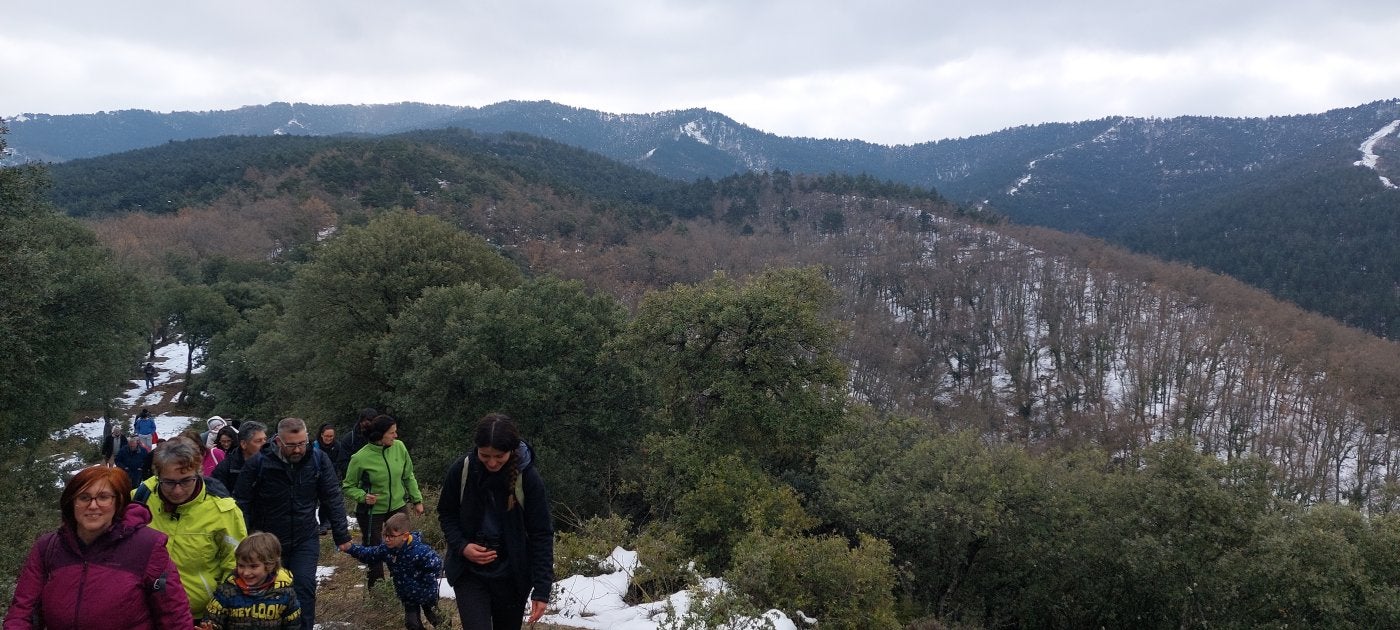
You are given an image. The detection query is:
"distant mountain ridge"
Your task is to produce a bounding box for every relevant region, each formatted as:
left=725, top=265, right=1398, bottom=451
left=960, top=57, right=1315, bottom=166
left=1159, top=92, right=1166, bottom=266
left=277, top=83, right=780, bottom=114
left=9, top=99, right=1398, bottom=211
left=9, top=98, right=1400, bottom=335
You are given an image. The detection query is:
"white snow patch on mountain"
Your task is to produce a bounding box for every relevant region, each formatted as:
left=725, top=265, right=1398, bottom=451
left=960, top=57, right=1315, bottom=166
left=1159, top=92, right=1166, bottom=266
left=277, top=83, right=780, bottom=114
left=681, top=120, right=711, bottom=145
left=1007, top=118, right=1129, bottom=197
left=273, top=118, right=308, bottom=136
left=1354, top=119, right=1400, bottom=189
left=1008, top=158, right=1039, bottom=196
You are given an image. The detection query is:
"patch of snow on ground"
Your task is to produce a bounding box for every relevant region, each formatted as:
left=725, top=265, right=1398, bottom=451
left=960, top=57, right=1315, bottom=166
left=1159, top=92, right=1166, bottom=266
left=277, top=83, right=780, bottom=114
left=53, top=341, right=200, bottom=441
left=120, top=341, right=193, bottom=408
left=535, top=547, right=797, bottom=630
left=316, top=566, right=336, bottom=585
left=51, top=417, right=109, bottom=441
left=44, top=453, right=87, bottom=487
left=51, top=413, right=197, bottom=443
left=153, top=413, right=197, bottom=440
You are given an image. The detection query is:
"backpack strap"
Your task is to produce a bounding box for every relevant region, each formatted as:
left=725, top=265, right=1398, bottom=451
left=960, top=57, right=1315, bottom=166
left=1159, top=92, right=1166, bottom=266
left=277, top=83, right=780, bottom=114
left=458, top=457, right=470, bottom=505
left=38, top=532, right=58, bottom=582
left=133, top=479, right=153, bottom=504
left=31, top=533, right=57, bottom=626
left=135, top=531, right=171, bottom=618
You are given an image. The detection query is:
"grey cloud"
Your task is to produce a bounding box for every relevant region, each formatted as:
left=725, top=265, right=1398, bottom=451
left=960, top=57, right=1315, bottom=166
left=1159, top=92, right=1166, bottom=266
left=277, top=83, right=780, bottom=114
left=4, top=0, right=1399, bottom=143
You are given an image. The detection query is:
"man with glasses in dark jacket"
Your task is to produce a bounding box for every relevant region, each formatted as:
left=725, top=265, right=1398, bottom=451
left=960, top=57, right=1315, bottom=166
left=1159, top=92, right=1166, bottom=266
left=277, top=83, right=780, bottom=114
left=234, top=417, right=351, bottom=630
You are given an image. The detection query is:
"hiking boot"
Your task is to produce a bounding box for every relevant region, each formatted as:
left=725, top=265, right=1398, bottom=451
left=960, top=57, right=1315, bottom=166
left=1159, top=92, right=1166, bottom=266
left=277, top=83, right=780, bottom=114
left=404, top=608, right=425, bottom=630
left=423, top=604, right=442, bottom=627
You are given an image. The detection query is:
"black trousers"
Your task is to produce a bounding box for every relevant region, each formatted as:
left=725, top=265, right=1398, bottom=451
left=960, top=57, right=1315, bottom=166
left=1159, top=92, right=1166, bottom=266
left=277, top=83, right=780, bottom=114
left=404, top=600, right=441, bottom=624
left=453, top=571, right=528, bottom=630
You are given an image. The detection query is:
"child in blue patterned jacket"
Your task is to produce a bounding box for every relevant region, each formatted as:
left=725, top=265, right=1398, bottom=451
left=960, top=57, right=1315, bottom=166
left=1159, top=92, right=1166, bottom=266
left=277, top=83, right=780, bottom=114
left=344, top=512, right=444, bottom=629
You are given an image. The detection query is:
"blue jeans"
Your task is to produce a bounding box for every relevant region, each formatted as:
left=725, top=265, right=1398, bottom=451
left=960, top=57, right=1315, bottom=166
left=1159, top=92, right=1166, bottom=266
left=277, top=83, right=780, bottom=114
left=283, top=537, right=320, bottom=630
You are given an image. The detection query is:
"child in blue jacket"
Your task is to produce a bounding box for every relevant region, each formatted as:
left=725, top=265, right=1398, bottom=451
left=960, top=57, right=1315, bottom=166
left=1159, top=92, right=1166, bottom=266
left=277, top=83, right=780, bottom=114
left=344, top=512, right=444, bottom=629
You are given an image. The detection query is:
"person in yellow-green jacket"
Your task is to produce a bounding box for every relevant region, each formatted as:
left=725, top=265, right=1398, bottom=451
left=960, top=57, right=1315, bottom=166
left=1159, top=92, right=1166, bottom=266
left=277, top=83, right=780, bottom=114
left=343, top=414, right=424, bottom=588
left=140, top=437, right=248, bottom=618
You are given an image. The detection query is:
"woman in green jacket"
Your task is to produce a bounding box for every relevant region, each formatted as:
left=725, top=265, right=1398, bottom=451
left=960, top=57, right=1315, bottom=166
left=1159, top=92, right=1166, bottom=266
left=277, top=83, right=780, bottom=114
left=342, top=414, right=424, bottom=587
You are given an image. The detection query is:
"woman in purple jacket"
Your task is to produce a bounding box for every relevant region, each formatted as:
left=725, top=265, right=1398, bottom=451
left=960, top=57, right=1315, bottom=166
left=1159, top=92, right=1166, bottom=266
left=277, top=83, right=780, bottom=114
left=3, top=466, right=193, bottom=629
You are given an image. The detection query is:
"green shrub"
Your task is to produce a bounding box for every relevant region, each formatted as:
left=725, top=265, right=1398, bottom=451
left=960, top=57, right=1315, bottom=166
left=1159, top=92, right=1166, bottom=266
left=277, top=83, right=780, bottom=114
left=0, top=461, right=63, bottom=617
left=671, top=455, right=817, bottom=572
left=553, top=513, right=633, bottom=578
left=655, top=580, right=775, bottom=630
left=727, top=531, right=899, bottom=630
left=630, top=521, right=700, bottom=604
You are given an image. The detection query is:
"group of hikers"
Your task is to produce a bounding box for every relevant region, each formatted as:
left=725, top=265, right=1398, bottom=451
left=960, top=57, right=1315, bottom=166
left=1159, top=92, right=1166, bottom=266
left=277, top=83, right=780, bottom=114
left=4, top=410, right=554, bottom=630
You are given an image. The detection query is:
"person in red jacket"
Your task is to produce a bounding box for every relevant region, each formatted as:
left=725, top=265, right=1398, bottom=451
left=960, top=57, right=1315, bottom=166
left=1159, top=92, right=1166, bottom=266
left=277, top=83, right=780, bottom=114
left=3, top=465, right=193, bottom=629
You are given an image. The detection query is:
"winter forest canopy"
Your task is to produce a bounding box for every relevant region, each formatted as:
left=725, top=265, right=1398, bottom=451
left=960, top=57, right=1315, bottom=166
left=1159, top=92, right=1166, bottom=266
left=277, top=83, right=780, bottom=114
left=6, top=127, right=1400, bottom=628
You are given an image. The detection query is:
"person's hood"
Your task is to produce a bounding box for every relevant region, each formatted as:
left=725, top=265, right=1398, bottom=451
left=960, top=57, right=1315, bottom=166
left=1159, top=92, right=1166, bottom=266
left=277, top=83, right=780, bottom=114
left=205, top=417, right=227, bottom=448
left=393, top=530, right=428, bottom=553
left=119, top=501, right=154, bottom=530
left=61, top=502, right=152, bottom=551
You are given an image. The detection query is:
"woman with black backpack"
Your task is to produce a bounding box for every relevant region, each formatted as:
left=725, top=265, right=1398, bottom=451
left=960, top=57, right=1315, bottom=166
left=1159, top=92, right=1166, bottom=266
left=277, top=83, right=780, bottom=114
left=438, top=413, right=554, bottom=629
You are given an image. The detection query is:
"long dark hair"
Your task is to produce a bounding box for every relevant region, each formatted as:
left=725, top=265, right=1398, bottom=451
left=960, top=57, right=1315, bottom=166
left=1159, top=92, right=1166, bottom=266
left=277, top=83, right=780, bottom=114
left=474, top=413, right=522, bottom=510
left=215, top=425, right=240, bottom=452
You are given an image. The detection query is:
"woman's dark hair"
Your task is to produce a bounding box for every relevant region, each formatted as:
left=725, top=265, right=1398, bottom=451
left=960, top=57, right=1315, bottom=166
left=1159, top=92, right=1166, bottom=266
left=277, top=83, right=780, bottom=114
left=474, top=413, right=523, bottom=510
left=61, top=466, right=133, bottom=532
left=355, top=407, right=379, bottom=439
left=474, top=412, right=521, bottom=452
left=215, top=425, right=239, bottom=449
left=366, top=414, right=397, bottom=444
left=317, top=422, right=336, bottom=440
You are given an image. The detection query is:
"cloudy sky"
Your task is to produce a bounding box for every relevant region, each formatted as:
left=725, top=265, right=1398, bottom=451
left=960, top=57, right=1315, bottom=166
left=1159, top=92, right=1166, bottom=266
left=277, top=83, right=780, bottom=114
left=4, top=1, right=1398, bottom=145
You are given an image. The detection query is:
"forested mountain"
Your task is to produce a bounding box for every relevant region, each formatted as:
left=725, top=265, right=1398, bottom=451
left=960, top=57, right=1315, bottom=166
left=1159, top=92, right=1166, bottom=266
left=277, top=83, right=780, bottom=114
left=14, top=125, right=1400, bottom=627
left=9, top=98, right=1400, bottom=336
left=50, top=129, right=1400, bottom=507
